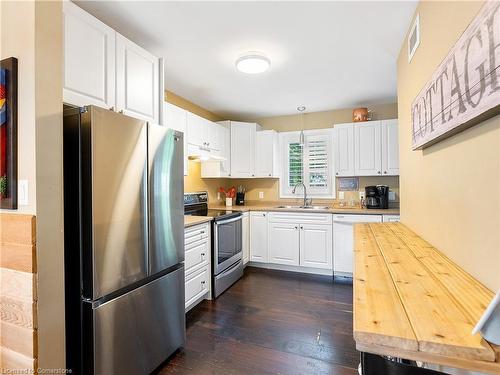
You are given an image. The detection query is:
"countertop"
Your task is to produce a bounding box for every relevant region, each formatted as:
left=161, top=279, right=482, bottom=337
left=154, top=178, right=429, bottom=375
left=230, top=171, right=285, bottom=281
left=208, top=201, right=400, bottom=215
left=184, top=216, right=212, bottom=228
left=353, top=222, right=499, bottom=374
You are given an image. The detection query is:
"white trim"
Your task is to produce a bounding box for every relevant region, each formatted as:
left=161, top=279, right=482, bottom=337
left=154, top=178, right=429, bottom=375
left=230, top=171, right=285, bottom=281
left=279, top=129, right=336, bottom=199
left=248, top=262, right=333, bottom=276
left=408, top=13, right=420, bottom=63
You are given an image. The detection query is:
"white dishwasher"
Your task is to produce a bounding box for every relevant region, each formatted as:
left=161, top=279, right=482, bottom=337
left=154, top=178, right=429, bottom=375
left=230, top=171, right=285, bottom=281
left=332, top=214, right=382, bottom=276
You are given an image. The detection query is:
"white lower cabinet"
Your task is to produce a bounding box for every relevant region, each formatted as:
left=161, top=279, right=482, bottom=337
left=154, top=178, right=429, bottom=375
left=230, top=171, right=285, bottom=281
left=268, top=223, right=300, bottom=266
left=383, top=214, right=400, bottom=222
left=185, top=267, right=210, bottom=309
left=300, top=224, right=332, bottom=269
left=333, top=214, right=382, bottom=275
left=249, top=212, right=268, bottom=262
left=267, top=212, right=333, bottom=271
left=242, top=212, right=250, bottom=265
left=184, top=222, right=211, bottom=312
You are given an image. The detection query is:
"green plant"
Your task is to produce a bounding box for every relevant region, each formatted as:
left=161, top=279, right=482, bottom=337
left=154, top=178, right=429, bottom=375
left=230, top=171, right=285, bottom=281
left=0, top=175, right=7, bottom=196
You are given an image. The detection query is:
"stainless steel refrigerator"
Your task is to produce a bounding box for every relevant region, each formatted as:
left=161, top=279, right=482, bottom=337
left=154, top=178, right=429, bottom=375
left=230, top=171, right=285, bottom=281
left=63, top=105, right=185, bottom=374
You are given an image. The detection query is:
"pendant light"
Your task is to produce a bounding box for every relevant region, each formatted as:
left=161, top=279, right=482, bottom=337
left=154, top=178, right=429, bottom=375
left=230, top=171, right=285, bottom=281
left=297, top=106, right=306, bottom=145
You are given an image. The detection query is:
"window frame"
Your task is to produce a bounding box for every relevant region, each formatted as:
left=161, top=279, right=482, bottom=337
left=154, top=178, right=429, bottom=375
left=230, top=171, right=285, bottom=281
left=279, top=129, right=336, bottom=199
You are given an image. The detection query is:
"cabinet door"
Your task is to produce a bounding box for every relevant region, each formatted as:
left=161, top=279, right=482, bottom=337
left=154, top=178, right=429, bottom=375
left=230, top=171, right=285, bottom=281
left=255, top=131, right=274, bottom=177
left=63, top=1, right=115, bottom=109
left=186, top=112, right=204, bottom=147
left=116, top=34, right=159, bottom=123
left=219, top=125, right=231, bottom=176
left=165, top=103, right=188, bottom=176
left=333, top=214, right=382, bottom=274
left=300, top=224, right=332, bottom=269
left=354, top=121, right=382, bottom=176
left=381, top=119, right=399, bottom=176
left=334, top=123, right=355, bottom=177
left=250, top=212, right=268, bottom=262
left=242, top=214, right=250, bottom=265
left=230, top=122, right=255, bottom=178
left=269, top=223, right=300, bottom=266
left=205, top=121, right=221, bottom=152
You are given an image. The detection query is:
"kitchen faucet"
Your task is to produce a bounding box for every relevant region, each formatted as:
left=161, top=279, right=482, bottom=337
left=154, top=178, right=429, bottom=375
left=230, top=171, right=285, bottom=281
left=292, top=181, right=310, bottom=207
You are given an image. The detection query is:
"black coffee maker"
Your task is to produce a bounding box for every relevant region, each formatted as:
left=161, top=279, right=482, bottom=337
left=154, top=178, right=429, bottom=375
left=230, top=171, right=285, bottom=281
left=365, top=185, right=389, bottom=209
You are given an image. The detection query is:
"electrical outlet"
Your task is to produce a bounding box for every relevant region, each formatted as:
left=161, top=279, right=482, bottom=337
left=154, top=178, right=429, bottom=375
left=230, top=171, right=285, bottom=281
left=259, top=191, right=264, bottom=199
left=18, top=180, right=28, bottom=205
left=359, top=191, right=365, bottom=200
left=389, top=191, right=396, bottom=201
left=217, top=191, right=221, bottom=200
left=338, top=191, right=345, bottom=200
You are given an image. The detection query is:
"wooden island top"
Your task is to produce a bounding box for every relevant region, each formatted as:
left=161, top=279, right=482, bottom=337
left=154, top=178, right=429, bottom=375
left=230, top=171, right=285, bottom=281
left=353, top=222, right=499, bottom=374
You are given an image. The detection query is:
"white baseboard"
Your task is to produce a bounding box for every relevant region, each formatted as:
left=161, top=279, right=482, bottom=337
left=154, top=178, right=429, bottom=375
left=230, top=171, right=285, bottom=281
left=248, top=262, right=334, bottom=276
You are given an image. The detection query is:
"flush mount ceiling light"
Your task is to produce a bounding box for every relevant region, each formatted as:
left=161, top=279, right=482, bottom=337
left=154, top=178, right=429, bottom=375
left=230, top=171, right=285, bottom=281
left=235, top=53, right=271, bottom=74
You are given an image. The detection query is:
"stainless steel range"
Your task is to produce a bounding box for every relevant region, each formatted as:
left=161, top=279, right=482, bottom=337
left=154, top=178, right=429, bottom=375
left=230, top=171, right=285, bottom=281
left=184, top=192, right=243, bottom=298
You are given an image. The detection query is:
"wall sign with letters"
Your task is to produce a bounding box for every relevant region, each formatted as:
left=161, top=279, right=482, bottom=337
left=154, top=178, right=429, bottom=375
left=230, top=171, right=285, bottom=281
left=411, top=1, right=500, bottom=150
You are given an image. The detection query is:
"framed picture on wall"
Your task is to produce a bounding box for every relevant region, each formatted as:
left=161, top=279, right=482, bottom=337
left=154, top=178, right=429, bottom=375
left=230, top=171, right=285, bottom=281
left=0, top=57, right=18, bottom=209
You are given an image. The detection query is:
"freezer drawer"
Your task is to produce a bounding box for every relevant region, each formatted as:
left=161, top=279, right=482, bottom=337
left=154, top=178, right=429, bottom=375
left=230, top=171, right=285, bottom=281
left=89, top=267, right=185, bottom=375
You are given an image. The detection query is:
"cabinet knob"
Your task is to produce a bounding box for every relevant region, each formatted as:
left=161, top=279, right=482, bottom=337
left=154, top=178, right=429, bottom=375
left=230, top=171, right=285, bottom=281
left=201, top=280, right=206, bottom=285
left=252, top=174, right=255, bottom=177
left=294, top=226, right=298, bottom=230
left=336, top=172, right=338, bottom=175
left=377, top=171, right=381, bottom=174
left=109, top=106, right=115, bottom=111
left=269, top=174, right=271, bottom=176
left=384, top=171, right=387, bottom=174
left=300, top=226, right=303, bottom=230
left=119, top=110, right=124, bottom=114
left=262, top=213, right=266, bottom=217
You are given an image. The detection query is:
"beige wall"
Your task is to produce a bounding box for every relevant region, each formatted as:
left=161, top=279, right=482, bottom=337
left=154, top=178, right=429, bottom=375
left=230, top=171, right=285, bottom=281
left=397, top=1, right=500, bottom=290
left=0, top=0, right=66, bottom=369
left=165, top=90, right=223, bottom=122
left=0, top=0, right=37, bottom=214
left=34, top=0, right=65, bottom=369
left=255, top=103, right=398, bottom=132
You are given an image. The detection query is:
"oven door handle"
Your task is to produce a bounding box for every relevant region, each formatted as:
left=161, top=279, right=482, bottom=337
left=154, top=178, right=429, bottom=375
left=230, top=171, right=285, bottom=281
left=214, top=216, right=242, bottom=225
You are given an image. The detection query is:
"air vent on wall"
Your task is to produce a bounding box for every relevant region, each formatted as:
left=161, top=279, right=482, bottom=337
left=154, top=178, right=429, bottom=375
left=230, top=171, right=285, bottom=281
left=408, top=14, right=420, bottom=62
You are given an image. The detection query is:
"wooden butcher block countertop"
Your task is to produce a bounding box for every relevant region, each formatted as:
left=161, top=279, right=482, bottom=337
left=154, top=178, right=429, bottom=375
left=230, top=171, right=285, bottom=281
left=353, top=222, right=499, bottom=374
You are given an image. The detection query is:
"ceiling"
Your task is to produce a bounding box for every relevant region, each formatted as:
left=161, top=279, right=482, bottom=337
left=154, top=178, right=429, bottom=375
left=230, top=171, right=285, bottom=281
left=76, top=1, right=417, bottom=119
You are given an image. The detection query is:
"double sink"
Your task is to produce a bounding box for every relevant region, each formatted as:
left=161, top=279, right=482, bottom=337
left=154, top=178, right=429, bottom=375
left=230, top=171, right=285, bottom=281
left=275, top=205, right=330, bottom=210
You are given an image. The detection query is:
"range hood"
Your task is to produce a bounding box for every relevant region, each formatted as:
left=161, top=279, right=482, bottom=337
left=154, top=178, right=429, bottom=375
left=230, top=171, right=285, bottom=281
left=187, top=144, right=226, bottom=162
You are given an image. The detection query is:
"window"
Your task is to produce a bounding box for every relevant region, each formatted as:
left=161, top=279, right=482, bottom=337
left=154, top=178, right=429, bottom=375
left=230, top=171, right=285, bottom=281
left=280, top=130, right=335, bottom=198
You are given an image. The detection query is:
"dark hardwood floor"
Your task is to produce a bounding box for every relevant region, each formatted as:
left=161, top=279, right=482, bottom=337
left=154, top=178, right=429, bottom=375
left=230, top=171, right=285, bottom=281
left=158, top=267, right=359, bottom=375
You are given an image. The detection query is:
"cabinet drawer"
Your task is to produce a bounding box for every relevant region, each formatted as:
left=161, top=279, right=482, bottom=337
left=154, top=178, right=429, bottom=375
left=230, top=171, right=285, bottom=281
left=185, top=238, right=209, bottom=274
left=185, top=267, right=209, bottom=307
left=185, top=223, right=210, bottom=245
left=268, top=211, right=332, bottom=225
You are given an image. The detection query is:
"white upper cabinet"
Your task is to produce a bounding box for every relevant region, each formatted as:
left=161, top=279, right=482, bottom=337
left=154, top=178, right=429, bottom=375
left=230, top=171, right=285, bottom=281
left=381, top=119, right=399, bottom=175
left=187, top=113, right=219, bottom=151
left=354, top=121, right=382, bottom=176
left=165, top=102, right=188, bottom=176
left=255, top=130, right=279, bottom=178
left=116, top=34, right=159, bottom=123
left=336, top=119, right=399, bottom=177
left=218, top=124, right=231, bottom=176
left=63, top=2, right=161, bottom=124
left=63, top=1, right=115, bottom=109
left=268, top=222, right=300, bottom=266
left=300, top=224, right=332, bottom=269
left=333, top=123, right=355, bottom=177
left=230, top=122, right=259, bottom=178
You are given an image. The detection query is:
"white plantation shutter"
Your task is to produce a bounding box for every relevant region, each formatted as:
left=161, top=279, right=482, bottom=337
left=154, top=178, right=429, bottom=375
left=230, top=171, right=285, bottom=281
left=280, top=130, right=335, bottom=198
left=306, top=135, right=329, bottom=191
left=288, top=142, right=303, bottom=187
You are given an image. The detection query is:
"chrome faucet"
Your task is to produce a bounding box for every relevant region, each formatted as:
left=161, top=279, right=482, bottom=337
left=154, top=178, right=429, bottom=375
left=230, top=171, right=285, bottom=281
left=292, top=181, right=309, bottom=207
